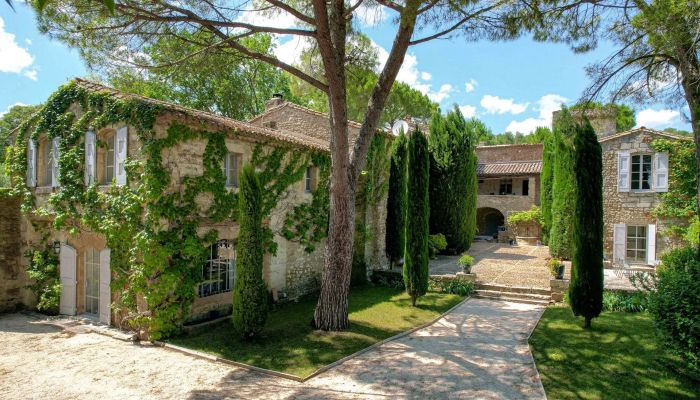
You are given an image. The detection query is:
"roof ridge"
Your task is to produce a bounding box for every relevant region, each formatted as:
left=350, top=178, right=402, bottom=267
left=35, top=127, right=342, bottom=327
left=249, top=100, right=363, bottom=128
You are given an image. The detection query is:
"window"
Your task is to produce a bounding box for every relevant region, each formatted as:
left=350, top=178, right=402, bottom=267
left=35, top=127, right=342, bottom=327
left=85, top=248, right=100, bottom=314
left=224, top=152, right=241, bottom=188
left=626, top=225, right=647, bottom=263
left=631, top=154, right=652, bottom=191
left=499, top=178, right=512, bottom=195
left=305, top=166, right=314, bottom=193
left=103, top=133, right=116, bottom=184
left=198, top=240, right=236, bottom=298
left=522, top=180, right=529, bottom=196
left=41, top=141, right=53, bottom=186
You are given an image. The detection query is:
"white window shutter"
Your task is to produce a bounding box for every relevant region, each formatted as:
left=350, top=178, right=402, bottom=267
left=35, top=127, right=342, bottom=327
left=59, top=243, right=77, bottom=316
left=84, top=130, right=96, bottom=185
left=613, top=223, right=627, bottom=266
left=115, top=126, right=128, bottom=186
left=647, top=224, right=657, bottom=265
left=617, top=152, right=630, bottom=192
left=99, top=248, right=111, bottom=324
left=27, top=139, right=37, bottom=187
left=654, top=152, right=669, bottom=192
left=51, top=137, right=60, bottom=187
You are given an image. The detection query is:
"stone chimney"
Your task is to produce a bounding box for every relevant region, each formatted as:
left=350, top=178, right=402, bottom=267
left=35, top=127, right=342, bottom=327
left=264, top=93, right=285, bottom=111
left=552, top=107, right=617, bottom=138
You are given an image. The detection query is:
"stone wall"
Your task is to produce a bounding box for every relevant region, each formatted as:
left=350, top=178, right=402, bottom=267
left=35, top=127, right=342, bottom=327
left=0, top=195, right=33, bottom=312
left=553, top=108, right=617, bottom=139
left=476, top=144, right=543, bottom=163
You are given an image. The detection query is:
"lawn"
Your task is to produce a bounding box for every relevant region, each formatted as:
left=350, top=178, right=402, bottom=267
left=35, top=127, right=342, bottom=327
left=169, top=286, right=464, bottom=377
left=530, top=306, right=699, bottom=400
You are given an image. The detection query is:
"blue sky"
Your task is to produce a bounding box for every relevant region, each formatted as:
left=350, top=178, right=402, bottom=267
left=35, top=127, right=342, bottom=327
left=0, top=3, right=692, bottom=134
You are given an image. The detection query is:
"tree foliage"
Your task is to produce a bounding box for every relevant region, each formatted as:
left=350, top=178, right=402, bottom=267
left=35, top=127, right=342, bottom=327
left=385, top=132, right=408, bottom=265
left=569, top=119, right=604, bottom=329
left=232, top=164, right=268, bottom=339
left=404, top=130, right=429, bottom=306
left=0, top=103, right=42, bottom=164
left=540, top=127, right=555, bottom=244
left=428, top=106, right=479, bottom=253
left=549, top=108, right=577, bottom=259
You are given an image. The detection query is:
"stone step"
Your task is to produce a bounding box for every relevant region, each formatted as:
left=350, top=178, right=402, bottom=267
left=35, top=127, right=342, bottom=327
left=475, top=283, right=551, bottom=296
left=475, top=289, right=551, bottom=301
left=474, top=292, right=551, bottom=306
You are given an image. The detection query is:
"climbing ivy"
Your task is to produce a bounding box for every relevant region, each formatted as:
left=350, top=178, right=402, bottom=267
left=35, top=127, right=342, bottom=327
left=2, top=80, right=341, bottom=339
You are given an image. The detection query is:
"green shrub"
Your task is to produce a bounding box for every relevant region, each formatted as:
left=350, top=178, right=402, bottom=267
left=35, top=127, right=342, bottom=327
left=540, top=127, right=554, bottom=244
left=404, top=130, right=430, bottom=306
left=547, top=258, right=565, bottom=278
left=549, top=108, right=577, bottom=259
left=428, top=278, right=474, bottom=296
left=25, top=246, right=60, bottom=314
left=602, top=291, right=648, bottom=313
left=385, top=132, right=408, bottom=265
left=428, top=233, right=447, bottom=259
left=232, top=165, right=268, bottom=339
left=370, top=270, right=405, bottom=289
left=642, top=246, right=700, bottom=372
left=458, top=253, right=474, bottom=273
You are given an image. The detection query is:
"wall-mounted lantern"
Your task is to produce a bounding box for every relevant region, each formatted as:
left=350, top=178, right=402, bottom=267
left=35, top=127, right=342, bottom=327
left=53, top=241, right=61, bottom=254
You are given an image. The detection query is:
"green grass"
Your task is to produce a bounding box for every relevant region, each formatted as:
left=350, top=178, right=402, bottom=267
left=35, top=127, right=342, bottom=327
left=530, top=306, right=699, bottom=400
left=169, top=286, right=464, bottom=377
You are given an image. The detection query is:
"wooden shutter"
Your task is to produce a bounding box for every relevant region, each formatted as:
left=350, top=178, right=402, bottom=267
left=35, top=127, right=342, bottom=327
left=27, top=139, right=36, bottom=187
left=51, top=137, right=60, bottom=187
left=613, top=223, right=627, bottom=265
left=84, top=130, right=96, bottom=185
left=59, top=243, right=77, bottom=315
left=647, top=224, right=657, bottom=265
left=115, top=126, right=128, bottom=186
left=617, top=152, right=630, bottom=192
left=99, top=248, right=111, bottom=324
left=654, top=152, right=669, bottom=192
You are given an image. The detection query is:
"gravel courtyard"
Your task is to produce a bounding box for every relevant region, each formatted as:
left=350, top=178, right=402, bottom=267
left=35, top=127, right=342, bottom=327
left=430, top=242, right=552, bottom=288
left=0, top=298, right=545, bottom=400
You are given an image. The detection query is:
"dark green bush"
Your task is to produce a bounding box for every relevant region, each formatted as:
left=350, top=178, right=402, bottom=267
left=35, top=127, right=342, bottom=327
left=549, top=108, right=577, bottom=259
left=25, top=246, right=60, bottom=314
left=644, top=247, right=700, bottom=372
left=428, top=278, right=474, bottom=296
left=385, top=132, right=408, bottom=265
left=540, top=127, right=555, bottom=244
left=232, top=165, right=268, bottom=339
left=602, top=291, right=648, bottom=312
left=428, top=233, right=447, bottom=259
left=370, top=270, right=405, bottom=289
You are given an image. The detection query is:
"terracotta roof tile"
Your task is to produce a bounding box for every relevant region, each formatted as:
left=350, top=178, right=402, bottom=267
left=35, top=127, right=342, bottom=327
left=477, top=161, right=542, bottom=177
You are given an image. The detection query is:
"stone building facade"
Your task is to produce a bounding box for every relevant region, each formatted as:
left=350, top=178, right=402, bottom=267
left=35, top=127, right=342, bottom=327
left=10, top=79, right=389, bottom=325
left=475, top=144, right=543, bottom=241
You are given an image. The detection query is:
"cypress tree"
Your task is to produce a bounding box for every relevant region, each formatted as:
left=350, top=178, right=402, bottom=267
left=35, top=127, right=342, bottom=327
left=540, top=127, right=555, bottom=244
left=385, top=132, right=408, bottom=266
left=404, top=129, right=430, bottom=306
left=232, top=164, right=268, bottom=338
left=428, top=107, right=479, bottom=253
left=549, top=108, right=577, bottom=259
left=569, top=120, right=604, bottom=329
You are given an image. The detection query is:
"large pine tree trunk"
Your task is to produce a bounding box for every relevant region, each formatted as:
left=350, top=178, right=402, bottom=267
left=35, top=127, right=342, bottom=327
left=680, top=62, right=700, bottom=254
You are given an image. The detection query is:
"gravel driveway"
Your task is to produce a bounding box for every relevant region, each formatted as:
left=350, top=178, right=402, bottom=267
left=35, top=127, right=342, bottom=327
left=0, top=298, right=545, bottom=399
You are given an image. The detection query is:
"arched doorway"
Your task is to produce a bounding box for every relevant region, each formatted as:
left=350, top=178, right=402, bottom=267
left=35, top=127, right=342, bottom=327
left=477, top=207, right=505, bottom=238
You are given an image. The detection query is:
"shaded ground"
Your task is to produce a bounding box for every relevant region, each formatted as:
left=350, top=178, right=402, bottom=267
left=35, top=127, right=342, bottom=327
left=430, top=242, right=551, bottom=288
left=530, top=306, right=699, bottom=400
left=0, top=298, right=546, bottom=399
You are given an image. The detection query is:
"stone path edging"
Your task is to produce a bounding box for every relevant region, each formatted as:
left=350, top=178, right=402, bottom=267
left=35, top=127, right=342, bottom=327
left=526, top=306, right=548, bottom=398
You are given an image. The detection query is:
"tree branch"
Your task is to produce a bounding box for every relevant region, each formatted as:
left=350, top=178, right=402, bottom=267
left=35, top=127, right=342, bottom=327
left=264, top=0, right=316, bottom=26
left=409, top=2, right=505, bottom=46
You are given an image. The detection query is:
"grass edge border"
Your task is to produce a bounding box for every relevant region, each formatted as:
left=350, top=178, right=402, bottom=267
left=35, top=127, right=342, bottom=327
left=153, top=293, right=473, bottom=382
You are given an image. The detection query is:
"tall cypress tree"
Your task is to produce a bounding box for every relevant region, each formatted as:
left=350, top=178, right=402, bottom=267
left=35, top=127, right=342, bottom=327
left=232, top=164, right=268, bottom=338
left=569, top=120, right=604, bottom=329
left=549, top=108, right=577, bottom=259
left=404, top=130, right=430, bottom=306
left=540, top=127, right=555, bottom=244
left=385, top=132, right=408, bottom=266
left=428, top=107, right=479, bottom=253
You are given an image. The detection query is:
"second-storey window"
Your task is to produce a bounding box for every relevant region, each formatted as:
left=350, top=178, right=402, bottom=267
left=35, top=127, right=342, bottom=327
left=631, top=154, right=652, bottom=191
left=224, top=152, right=241, bottom=188
left=499, top=178, right=512, bottom=195
left=103, top=133, right=116, bottom=184
left=41, top=140, right=53, bottom=186
left=305, top=166, right=314, bottom=193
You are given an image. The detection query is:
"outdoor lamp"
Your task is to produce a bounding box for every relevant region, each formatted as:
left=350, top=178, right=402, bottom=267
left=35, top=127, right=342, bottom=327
left=53, top=241, right=61, bottom=254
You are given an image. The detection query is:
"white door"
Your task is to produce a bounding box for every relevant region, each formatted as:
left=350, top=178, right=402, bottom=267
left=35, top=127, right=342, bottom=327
left=99, top=249, right=111, bottom=324
left=59, top=244, right=77, bottom=315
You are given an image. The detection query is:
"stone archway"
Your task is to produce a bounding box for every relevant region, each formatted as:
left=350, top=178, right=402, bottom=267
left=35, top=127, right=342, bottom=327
left=477, top=207, right=505, bottom=238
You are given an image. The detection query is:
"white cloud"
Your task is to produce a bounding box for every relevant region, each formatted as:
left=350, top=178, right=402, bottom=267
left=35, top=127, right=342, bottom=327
left=354, top=3, right=387, bottom=26
left=464, top=79, right=478, bottom=93
left=504, top=93, right=568, bottom=134
left=428, top=84, right=453, bottom=103
left=636, top=109, right=680, bottom=128
left=274, top=36, right=310, bottom=66
left=23, top=69, right=38, bottom=81
left=0, top=17, right=35, bottom=76
left=459, top=105, right=477, bottom=118
left=480, top=95, right=528, bottom=115
left=25, top=38, right=31, bottom=46
left=421, top=71, right=432, bottom=81
left=0, top=102, right=28, bottom=118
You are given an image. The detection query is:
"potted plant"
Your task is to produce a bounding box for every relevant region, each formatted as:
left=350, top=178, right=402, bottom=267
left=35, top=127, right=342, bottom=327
left=458, top=253, right=475, bottom=274
left=547, top=258, right=565, bottom=279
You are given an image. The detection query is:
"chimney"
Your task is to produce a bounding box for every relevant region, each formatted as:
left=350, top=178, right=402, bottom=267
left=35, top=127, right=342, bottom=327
left=552, top=107, right=617, bottom=138
left=265, top=93, right=285, bottom=111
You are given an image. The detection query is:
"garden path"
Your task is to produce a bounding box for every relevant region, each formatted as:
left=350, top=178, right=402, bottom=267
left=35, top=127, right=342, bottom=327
left=0, top=298, right=545, bottom=399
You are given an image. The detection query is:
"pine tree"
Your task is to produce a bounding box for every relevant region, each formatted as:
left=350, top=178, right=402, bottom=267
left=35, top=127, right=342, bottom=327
left=385, top=132, right=408, bottom=265
left=549, top=108, right=577, bottom=259
left=569, top=120, right=604, bottom=329
left=540, top=127, right=555, bottom=244
left=404, top=130, right=430, bottom=306
left=428, top=107, right=479, bottom=253
left=232, top=164, right=268, bottom=338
